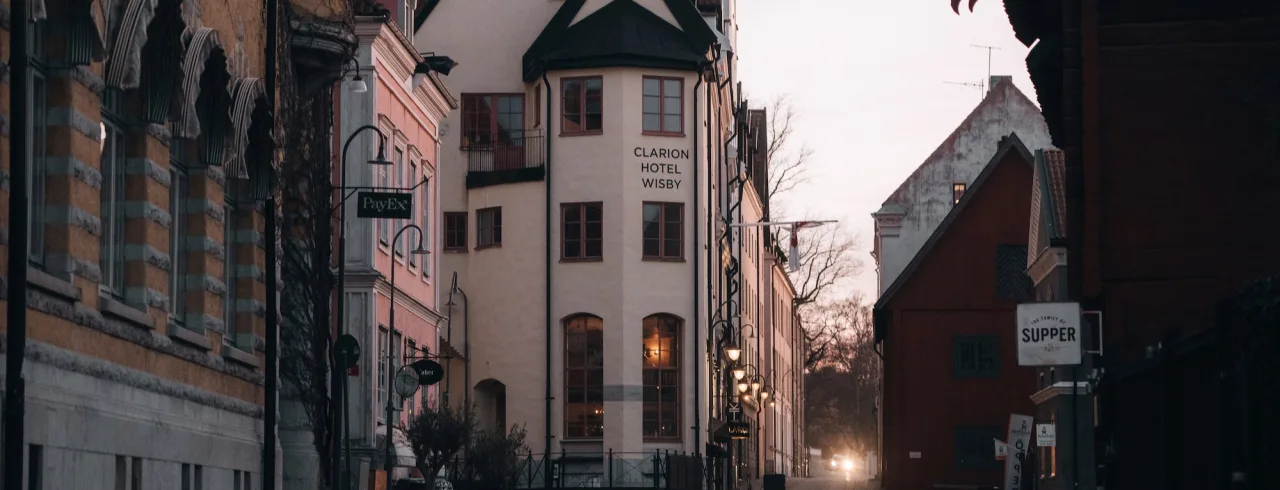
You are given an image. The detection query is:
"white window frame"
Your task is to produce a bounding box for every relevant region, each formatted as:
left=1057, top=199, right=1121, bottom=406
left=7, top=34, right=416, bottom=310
left=393, top=145, right=407, bottom=261
left=170, top=141, right=190, bottom=326
left=100, top=89, right=128, bottom=297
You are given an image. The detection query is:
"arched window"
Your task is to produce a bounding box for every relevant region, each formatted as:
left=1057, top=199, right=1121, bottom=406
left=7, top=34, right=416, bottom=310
left=564, top=314, right=603, bottom=438
left=642, top=314, right=681, bottom=440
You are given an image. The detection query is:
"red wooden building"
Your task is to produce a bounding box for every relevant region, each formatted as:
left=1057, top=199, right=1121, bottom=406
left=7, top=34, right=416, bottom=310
left=951, top=1, right=1280, bottom=489
left=874, top=135, right=1038, bottom=490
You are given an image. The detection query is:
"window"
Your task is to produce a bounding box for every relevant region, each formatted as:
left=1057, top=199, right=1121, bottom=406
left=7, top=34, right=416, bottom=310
left=391, top=330, right=403, bottom=410
left=461, top=94, right=524, bottom=148
left=561, top=202, right=603, bottom=260
left=27, top=445, right=42, bottom=490
left=181, top=464, right=203, bottom=490
left=169, top=140, right=190, bottom=325
left=642, top=202, right=683, bottom=260
left=399, top=0, right=414, bottom=41
left=643, top=314, right=681, bottom=440
left=561, top=77, right=603, bottom=134
left=378, top=326, right=389, bottom=409
left=954, top=426, right=1003, bottom=470
left=29, top=21, right=48, bottom=266
left=996, top=245, right=1032, bottom=300
left=394, top=147, right=406, bottom=258
left=378, top=155, right=390, bottom=245
left=564, top=314, right=604, bottom=439
left=100, top=88, right=128, bottom=295
left=534, top=86, right=542, bottom=127
left=1049, top=411, right=1058, bottom=477
left=642, top=76, right=683, bottom=135
left=954, top=335, right=1000, bottom=378
left=224, top=185, right=239, bottom=347
left=408, top=161, right=418, bottom=267
left=406, top=339, right=417, bottom=415
left=233, top=470, right=251, bottom=490
left=476, top=207, right=502, bottom=248
left=953, top=183, right=966, bottom=204
left=444, top=212, right=467, bottom=251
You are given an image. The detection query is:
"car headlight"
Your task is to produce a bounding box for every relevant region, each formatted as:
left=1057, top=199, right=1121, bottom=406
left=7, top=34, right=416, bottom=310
left=842, top=460, right=854, bottom=470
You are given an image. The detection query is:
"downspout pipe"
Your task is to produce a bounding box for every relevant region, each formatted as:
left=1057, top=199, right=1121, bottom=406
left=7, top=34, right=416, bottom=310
left=692, top=68, right=705, bottom=456
left=2, top=0, right=30, bottom=484
left=541, top=69, right=554, bottom=487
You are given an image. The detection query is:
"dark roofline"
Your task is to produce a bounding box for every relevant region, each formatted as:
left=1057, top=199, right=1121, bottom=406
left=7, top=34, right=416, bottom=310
left=1034, top=149, right=1064, bottom=241
left=872, top=132, right=1035, bottom=341
left=521, top=0, right=717, bottom=82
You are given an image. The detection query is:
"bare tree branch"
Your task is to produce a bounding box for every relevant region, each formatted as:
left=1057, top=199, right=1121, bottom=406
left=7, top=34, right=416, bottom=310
left=765, top=95, right=814, bottom=212
left=790, top=217, right=861, bottom=308
left=802, top=293, right=880, bottom=454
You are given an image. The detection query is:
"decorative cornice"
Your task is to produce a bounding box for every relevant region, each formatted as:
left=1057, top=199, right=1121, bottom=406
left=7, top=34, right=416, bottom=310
left=1027, top=246, right=1067, bottom=287
left=355, top=17, right=455, bottom=125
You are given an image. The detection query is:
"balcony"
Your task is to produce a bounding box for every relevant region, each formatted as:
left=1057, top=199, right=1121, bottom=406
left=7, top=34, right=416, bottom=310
left=464, top=130, right=546, bottom=189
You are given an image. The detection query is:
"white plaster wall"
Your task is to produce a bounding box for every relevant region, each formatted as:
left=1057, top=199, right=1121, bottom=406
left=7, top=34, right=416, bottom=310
left=11, top=345, right=269, bottom=490
left=876, top=82, right=1052, bottom=296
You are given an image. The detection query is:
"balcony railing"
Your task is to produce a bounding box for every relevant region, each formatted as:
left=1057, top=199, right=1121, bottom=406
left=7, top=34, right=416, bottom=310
left=464, top=130, right=546, bottom=189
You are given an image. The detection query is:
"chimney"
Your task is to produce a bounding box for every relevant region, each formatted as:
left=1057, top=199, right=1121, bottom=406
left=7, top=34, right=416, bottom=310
left=988, top=75, right=1013, bottom=96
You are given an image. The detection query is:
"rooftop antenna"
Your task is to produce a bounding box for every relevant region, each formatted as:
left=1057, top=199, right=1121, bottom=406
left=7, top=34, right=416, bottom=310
left=944, top=80, right=985, bottom=102
left=971, top=44, right=1002, bottom=80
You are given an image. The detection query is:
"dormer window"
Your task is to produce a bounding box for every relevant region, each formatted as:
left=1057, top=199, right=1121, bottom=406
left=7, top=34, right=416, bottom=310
left=953, top=183, right=966, bottom=204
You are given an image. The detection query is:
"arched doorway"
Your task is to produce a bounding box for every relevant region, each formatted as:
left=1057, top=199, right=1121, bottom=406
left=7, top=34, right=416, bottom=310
left=474, top=378, right=507, bottom=432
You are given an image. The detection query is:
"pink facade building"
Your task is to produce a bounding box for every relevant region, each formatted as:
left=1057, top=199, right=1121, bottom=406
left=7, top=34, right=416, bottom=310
left=331, top=5, right=457, bottom=481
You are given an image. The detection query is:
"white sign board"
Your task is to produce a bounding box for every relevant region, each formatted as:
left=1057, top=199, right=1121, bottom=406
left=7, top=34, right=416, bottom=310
left=908, top=451, right=921, bottom=459
left=994, top=439, right=1009, bottom=460
left=1016, top=302, right=1083, bottom=366
left=1003, top=414, right=1034, bottom=490
left=1036, top=424, right=1056, bottom=447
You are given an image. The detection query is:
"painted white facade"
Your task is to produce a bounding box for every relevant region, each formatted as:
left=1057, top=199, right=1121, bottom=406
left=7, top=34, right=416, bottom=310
left=873, top=77, right=1053, bottom=296
left=416, top=0, right=728, bottom=466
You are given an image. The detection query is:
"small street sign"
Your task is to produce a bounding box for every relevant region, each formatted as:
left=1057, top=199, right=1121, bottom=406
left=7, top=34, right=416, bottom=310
left=994, top=439, right=1009, bottom=460
left=1015, top=302, right=1083, bottom=366
left=356, top=191, right=413, bottom=219
left=1036, top=424, right=1056, bottom=447
left=410, top=359, right=445, bottom=386
left=727, top=402, right=742, bottom=422
left=727, top=421, right=750, bottom=439
left=334, top=334, right=361, bottom=368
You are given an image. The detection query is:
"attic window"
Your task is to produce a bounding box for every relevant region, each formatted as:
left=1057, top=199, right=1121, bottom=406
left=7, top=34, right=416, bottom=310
left=953, top=183, right=966, bottom=204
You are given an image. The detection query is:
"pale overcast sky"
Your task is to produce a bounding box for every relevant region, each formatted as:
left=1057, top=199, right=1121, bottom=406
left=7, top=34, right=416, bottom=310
left=735, top=0, right=1038, bottom=299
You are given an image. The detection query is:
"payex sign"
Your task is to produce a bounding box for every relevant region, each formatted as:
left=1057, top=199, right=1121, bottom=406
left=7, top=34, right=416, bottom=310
left=356, top=192, right=413, bottom=220
left=1015, top=302, right=1082, bottom=366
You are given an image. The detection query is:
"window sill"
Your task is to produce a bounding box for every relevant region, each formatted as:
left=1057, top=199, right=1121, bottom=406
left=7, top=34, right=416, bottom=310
left=443, top=248, right=468, bottom=253
left=475, top=244, right=502, bottom=251
left=560, top=257, right=603, bottom=263
left=169, top=323, right=212, bottom=351
left=560, top=131, right=603, bottom=137
left=642, top=131, right=685, bottom=138
left=222, top=343, right=261, bottom=368
left=101, top=295, right=154, bottom=330
left=642, top=257, right=686, bottom=263
left=28, top=267, right=82, bottom=302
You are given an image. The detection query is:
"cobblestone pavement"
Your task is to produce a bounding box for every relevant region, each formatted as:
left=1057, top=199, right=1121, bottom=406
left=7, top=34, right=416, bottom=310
left=783, top=475, right=869, bottom=490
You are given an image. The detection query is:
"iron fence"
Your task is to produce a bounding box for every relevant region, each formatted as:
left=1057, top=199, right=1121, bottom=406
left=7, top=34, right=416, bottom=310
left=438, top=450, right=714, bottom=490
left=465, top=130, right=545, bottom=173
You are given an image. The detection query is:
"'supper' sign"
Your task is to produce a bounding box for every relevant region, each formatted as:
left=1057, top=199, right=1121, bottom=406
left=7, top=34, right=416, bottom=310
left=356, top=191, right=413, bottom=220
left=1016, top=302, right=1083, bottom=366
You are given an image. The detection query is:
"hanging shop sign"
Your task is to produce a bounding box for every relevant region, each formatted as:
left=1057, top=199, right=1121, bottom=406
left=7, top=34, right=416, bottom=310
left=1015, top=302, right=1083, bottom=366
left=1003, top=414, right=1034, bottom=490
left=356, top=191, right=413, bottom=219
left=727, top=421, right=751, bottom=440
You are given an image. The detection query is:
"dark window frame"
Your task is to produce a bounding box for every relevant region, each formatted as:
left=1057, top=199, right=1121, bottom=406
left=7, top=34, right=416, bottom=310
left=460, top=93, right=525, bottom=149
left=642, top=76, right=684, bottom=136
left=443, top=212, right=468, bottom=252
left=954, top=426, right=1004, bottom=470
left=476, top=207, right=502, bottom=249
left=560, top=76, right=604, bottom=135
left=953, top=335, right=1000, bottom=379
left=564, top=314, right=605, bottom=439
left=561, top=202, right=604, bottom=261
left=642, top=201, right=684, bottom=261
left=642, top=314, right=682, bottom=441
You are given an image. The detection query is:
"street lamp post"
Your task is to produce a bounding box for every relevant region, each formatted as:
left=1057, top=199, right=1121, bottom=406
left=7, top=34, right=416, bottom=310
left=334, top=125, right=391, bottom=490
left=385, top=224, right=430, bottom=488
